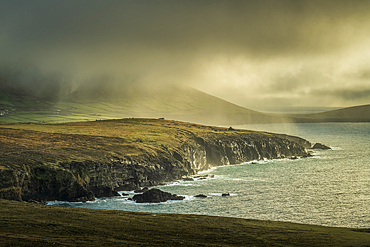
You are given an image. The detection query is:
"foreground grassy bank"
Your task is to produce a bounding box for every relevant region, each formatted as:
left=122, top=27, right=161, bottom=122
left=1, top=199, right=369, bottom=246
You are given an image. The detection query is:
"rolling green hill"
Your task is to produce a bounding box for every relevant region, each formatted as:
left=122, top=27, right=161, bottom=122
left=0, top=84, right=369, bottom=124
left=0, top=85, right=285, bottom=124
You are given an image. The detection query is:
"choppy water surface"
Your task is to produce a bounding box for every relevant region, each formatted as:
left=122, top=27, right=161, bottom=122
left=50, top=123, right=370, bottom=228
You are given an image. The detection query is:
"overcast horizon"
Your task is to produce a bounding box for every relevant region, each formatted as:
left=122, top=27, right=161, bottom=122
left=1, top=0, right=370, bottom=109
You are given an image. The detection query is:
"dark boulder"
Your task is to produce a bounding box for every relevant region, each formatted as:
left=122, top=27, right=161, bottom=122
left=194, top=175, right=212, bottom=180
left=194, top=194, right=207, bottom=198
left=312, top=143, right=331, bottom=150
left=132, top=188, right=184, bottom=203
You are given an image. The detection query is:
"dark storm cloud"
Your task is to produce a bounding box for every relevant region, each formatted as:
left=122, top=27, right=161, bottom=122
left=0, top=65, right=73, bottom=100
left=1, top=0, right=370, bottom=106
left=3, top=1, right=369, bottom=56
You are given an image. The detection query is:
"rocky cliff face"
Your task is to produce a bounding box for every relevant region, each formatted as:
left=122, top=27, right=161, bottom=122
left=0, top=164, right=94, bottom=202
left=0, top=122, right=312, bottom=202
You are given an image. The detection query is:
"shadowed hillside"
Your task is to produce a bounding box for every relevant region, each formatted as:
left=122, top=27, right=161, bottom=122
left=2, top=199, right=370, bottom=246
left=288, top=104, right=370, bottom=123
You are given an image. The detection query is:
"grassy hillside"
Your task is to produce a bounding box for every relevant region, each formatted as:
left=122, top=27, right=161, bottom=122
left=0, top=118, right=280, bottom=169
left=1, top=199, right=370, bottom=246
left=1, top=117, right=312, bottom=203
left=0, top=86, right=285, bottom=125
left=1, top=85, right=369, bottom=125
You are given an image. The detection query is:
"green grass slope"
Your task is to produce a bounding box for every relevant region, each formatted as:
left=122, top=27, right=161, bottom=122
left=0, top=118, right=283, bottom=169
left=0, top=85, right=286, bottom=125
left=1, top=199, right=370, bottom=246
left=1, top=85, right=369, bottom=124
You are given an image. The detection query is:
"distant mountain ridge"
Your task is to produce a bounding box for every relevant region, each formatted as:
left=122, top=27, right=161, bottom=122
left=287, top=104, right=370, bottom=123
left=0, top=84, right=369, bottom=124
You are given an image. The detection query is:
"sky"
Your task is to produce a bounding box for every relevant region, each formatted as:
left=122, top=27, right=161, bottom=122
left=1, top=0, right=370, bottom=109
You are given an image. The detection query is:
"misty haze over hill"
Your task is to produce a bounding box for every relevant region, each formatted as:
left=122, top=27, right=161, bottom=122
left=1, top=74, right=370, bottom=125
left=1, top=1, right=370, bottom=112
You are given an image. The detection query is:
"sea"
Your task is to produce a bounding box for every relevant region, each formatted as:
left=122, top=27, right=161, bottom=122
left=49, top=122, right=370, bottom=228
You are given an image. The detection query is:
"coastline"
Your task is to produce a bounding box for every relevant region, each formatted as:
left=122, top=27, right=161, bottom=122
left=0, top=118, right=312, bottom=203
left=1, top=119, right=365, bottom=246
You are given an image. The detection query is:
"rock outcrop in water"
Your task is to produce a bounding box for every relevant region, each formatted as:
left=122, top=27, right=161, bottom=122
left=312, top=143, right=331, bottom=150
left=0, top=119, right=313, bottom=202
left=132, top=188, right=184, bottom=203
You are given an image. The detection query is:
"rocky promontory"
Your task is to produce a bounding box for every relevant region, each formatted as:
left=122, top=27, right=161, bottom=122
left=0, top=118, right=313, bottom=202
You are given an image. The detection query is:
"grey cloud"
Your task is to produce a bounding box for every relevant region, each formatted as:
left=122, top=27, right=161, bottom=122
left=0, top=65, right=74, bottom=101
left=265, top=74, right=306, bottom=93
left=3, top=1, right=370, bottom=59
left=313, top=88, right=370, bottom=101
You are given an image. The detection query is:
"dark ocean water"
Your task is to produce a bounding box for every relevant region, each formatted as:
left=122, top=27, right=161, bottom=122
left=49, top=123, right=370, bottom=228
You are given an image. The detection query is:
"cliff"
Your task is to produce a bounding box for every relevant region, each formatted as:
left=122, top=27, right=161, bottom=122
left=0, top=118, right=311, bottom=202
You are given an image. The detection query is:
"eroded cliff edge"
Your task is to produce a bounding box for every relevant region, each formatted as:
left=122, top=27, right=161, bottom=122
left=0, top=118, right=311, bottom=202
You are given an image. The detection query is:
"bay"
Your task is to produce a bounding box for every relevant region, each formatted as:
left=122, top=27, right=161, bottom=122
left=49, top=123, right=370, bottom=228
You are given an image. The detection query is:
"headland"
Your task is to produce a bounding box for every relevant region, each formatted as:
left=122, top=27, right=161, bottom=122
left=0, top=118, right=311, bottom=202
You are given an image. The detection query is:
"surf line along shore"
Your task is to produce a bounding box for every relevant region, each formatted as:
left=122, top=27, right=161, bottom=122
left=0, top=118, right=317, bottom=203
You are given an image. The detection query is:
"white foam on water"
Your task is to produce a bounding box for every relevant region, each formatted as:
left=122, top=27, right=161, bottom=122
left=330, top=147, right=342, bottom=150
left=115, top=198, right=129, bottom=202
left=118, top=191, right=135, bottom=196
left=47, top=200, right=70, bottom=205
left=47, top=199, right=97, bottom=205
left=162, top=181, right=181, bottom=186
left=165, top=181, right=200, bottom=187
left=198, top=166, right=218, bottom=174
left=177, top=183, right=196, bottom=187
